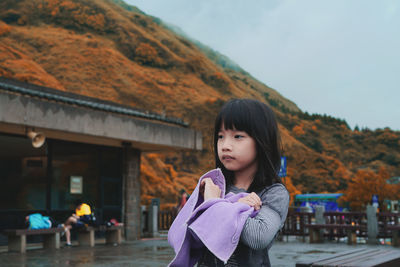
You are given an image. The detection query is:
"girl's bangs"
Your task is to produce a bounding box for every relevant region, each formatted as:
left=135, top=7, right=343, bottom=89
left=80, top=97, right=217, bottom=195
left=217, top=102, right=252, bottom=134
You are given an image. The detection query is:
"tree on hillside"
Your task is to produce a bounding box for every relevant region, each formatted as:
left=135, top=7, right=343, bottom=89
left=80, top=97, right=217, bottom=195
left=135, top=42, right=160, bottom=66
left=340, top=167, right=400, bottom=211
left=282, top=166, right=302, bottom=206
left=283, top=175, right=301, bottom=206
left=292, top=123, right=305, bottom=136
left=0, top=21, right=11, bottom=36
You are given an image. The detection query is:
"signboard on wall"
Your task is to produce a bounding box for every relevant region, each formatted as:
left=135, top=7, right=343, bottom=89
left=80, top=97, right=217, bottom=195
left=70, top=176, right=83, bottom=194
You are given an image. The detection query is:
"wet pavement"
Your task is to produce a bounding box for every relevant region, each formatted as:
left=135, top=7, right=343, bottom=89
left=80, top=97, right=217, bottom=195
left=0, top=238, right=173, bottom=267
left=269, top=238, right=399, bottom=266
left=0, top=237, right=398, bottom=266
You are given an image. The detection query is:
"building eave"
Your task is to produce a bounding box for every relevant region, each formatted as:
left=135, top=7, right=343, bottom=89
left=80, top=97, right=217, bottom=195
left=0, top=88, right=202, bottom=151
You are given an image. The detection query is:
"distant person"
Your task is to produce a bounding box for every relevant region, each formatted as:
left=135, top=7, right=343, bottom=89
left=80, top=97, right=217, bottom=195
left=177, top=189, right=188, bottom=212
left=63, top=200, right=93, bottom=246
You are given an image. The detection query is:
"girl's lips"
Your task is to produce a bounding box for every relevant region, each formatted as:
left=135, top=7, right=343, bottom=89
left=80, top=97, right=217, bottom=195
left=222, top=155, right=235, bottom=160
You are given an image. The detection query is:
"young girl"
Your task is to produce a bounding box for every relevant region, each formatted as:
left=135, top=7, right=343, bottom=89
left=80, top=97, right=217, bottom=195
left=198, top=98, right=289, bottom=267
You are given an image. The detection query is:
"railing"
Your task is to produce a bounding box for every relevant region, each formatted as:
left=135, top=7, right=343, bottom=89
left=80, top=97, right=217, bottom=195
left=281, top=211, right=313, bottom=237
left=324, top=211, right=366, bottom=225
left=158, top=209, right=177, bottom=231
left=323, top=211, right=368, bottom=238
left=281, top=211, right=400, bottom=240
left=153, top=209, right=400, bottom=242
left=378, top=212, right=400, bottom=238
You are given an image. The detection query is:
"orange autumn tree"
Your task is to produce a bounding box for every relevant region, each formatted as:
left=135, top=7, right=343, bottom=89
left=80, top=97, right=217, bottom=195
left=292, top=123, right=305, bottom=136
left=135, top=42, right=161, bottom=66
left=341, top=167, right=399, bottom=211
left=284, top=177, right=301, bottom=206
left=0, top=21, right=11, bottom=36
left=38, top=0, right=106, bottom=31
left=281, top=166, right=302, bottom=206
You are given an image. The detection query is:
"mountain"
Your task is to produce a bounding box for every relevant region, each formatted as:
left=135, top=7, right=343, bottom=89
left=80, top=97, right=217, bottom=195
left=1, top=0, right=399, bottom=209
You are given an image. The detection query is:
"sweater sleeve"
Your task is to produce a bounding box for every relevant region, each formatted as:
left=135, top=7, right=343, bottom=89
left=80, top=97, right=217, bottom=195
left=239, top=184, right=289, bottom=250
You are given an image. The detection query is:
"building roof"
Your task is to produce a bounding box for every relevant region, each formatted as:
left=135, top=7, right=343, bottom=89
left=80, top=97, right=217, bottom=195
left=0, top=77, right=202, bottom=151
left=0, top=77, right=187, bottom=127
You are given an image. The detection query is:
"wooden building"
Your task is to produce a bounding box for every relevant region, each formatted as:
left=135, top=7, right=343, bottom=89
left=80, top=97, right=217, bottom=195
left=0, top=77, right=202, bottom=243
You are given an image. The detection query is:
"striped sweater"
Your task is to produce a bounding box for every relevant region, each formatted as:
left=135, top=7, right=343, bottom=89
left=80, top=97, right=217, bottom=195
left=198, top=183, right=290, bottom=267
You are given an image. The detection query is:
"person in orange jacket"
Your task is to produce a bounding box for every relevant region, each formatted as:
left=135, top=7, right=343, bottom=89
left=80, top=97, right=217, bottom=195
left=63, top=200, right=92, bottom=246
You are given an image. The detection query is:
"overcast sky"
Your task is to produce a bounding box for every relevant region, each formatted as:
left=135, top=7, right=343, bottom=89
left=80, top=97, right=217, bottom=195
left=126, top=0, right=400, bottom=131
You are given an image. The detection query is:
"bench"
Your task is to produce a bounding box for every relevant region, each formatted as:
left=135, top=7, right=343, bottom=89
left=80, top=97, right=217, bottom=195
left=3, top=228, right=64, bottom=253
left=77, top=225, right=123, bottom=247
left=296, top=248, right=400, bottom=267
left=305, top=224, right=366, bottom=244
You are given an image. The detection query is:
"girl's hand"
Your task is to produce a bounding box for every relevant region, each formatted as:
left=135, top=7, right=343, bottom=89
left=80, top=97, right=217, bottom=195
left=238, top=192, right=262, bottom=210
left=200, top=178, right=221, bottom=201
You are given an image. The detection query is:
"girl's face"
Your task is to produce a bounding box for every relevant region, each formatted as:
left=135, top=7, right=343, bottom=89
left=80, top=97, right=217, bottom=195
left=217, top=124, right=258, bottom=175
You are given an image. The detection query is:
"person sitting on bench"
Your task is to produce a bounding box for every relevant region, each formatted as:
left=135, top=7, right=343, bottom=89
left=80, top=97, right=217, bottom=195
left=63, top=200, right=93, bottom=246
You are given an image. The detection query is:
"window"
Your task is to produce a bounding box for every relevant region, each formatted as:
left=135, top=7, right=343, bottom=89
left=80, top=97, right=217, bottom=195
left=0, top=134, right=47, bottom=210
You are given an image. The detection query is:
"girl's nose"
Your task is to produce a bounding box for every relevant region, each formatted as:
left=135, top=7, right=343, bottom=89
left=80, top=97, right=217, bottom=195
left=221, top=139, right=232, bottom=151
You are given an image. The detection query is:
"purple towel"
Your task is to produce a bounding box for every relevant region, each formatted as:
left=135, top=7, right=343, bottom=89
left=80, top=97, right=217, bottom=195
left=168, top=168, right=259, bottom=267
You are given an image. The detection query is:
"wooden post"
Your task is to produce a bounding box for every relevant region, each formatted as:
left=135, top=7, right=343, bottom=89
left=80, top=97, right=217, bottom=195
left=346, top=229, right=357, bottom=245
left=393, top=229, right=399, bottom=247
left=309, top=228, right=321, bottom=243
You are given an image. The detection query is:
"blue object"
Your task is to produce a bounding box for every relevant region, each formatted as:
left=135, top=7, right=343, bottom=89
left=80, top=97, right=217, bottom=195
left=278, top=156, right=287, bottom=177
left=294, top=193, right=344, bottom=212
left=295, top=193, right=343, bottom=200
left=28, top=213, right=51, bottom=229
left=372, top=194, right=379, bottom=208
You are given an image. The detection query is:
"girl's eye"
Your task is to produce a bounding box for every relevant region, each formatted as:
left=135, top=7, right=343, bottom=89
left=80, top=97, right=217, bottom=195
left=234, top=135, right=244, bottom=139
left=218, top=135, right=224, bottom=139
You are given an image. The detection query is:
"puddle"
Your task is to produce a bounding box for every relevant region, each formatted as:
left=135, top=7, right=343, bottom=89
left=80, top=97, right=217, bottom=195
left=302, top=250, right=336, bottom=254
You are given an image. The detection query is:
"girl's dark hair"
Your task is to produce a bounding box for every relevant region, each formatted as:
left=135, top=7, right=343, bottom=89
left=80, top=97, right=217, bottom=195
left=214, top=98, right=282, bottom=193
